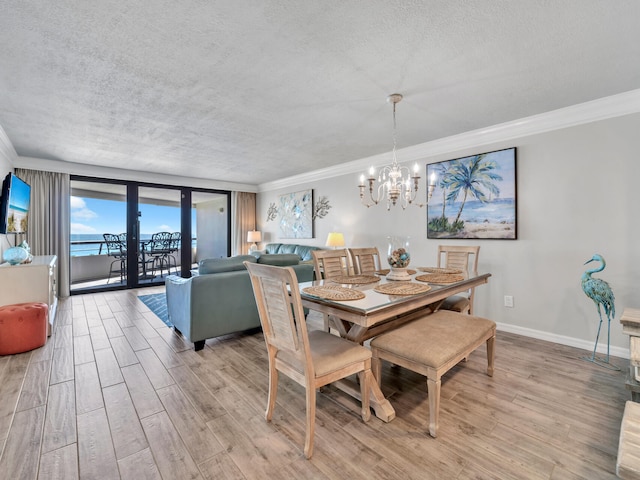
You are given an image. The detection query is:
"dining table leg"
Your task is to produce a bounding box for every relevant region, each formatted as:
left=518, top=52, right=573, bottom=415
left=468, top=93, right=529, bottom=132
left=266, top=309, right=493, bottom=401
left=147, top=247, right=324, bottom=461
left=328, top=320, right=397, bottom=422
left=333, top=372, right=396, bottom=422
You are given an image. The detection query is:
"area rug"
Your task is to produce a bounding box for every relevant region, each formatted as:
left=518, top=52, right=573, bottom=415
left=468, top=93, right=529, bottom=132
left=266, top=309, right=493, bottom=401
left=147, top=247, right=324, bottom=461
left=138, top=293, right=172, bottom=327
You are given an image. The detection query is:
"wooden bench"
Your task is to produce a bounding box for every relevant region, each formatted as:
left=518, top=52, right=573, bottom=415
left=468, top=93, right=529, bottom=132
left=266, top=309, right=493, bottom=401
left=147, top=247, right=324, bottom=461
left=370, top=310, right=495, bottom=437
left=618, top=401, right=640, bottom=479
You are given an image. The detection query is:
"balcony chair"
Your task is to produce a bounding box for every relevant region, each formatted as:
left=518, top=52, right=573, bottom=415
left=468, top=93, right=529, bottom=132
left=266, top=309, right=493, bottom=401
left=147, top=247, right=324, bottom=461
left=245, top=262, right=372, bottom=458
left=145, top=232, right=175, bottom=278
left=169, top=231, right=181, bottom=271
left=103, top=233, right=127, bottom=284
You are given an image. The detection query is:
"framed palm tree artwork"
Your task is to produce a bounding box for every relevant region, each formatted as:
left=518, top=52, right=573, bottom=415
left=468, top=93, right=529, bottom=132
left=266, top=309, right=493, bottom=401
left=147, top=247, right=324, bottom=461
left=427, top=147, right=517, bottom=239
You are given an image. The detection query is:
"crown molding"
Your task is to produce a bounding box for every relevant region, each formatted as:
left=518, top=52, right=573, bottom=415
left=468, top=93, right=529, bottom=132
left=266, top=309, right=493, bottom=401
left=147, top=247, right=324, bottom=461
left=15, top=156, right=258, bottom=193
left=258, top=88, right=640, bottom=192
left=0, top=124, right=18, bottom=165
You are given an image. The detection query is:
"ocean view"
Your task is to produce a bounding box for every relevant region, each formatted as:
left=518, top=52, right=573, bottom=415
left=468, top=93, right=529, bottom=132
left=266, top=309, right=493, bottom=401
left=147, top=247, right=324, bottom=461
left=70, top=234, right=152, bottom=256
left=427, top=198, right=516, bottom=224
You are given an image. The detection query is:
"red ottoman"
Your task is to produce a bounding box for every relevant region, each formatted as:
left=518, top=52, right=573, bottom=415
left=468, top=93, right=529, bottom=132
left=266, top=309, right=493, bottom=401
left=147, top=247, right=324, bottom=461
left=0, top=303, right=48, bottom=355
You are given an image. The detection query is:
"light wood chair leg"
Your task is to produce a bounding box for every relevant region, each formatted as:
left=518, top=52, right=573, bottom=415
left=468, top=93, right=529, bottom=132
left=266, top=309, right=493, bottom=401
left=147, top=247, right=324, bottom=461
left=304, top=384, right=316, bottom=459
left=322, top=313, right=330, bottom=332
left=427, top=377, right=441, bottom=438
left=486, top=335, right=495, bottom=377
left=266, top=358, right=278, bottom=421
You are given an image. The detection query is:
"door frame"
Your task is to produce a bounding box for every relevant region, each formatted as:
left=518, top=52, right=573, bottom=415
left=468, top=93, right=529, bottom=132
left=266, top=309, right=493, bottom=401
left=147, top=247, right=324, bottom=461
left=70, top=175, right=231, bottom=294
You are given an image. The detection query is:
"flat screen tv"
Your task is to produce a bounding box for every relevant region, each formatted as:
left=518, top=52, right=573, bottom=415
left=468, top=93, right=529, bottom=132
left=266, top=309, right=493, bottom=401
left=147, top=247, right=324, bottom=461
left=0, top=173, right=31, bottom=234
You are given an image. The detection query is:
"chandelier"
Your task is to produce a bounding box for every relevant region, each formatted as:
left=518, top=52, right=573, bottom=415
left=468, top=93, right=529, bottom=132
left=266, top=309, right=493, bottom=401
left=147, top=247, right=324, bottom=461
left=358, top=93, right=436, bottom=210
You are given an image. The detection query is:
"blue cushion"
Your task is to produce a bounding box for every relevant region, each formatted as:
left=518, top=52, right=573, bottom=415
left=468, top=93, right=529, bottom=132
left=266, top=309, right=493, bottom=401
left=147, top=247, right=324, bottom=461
left=278, top=244, right=297, bottom=254
left=199, top=255, right=257, bottom=274
left=293, top=245, right=320, bottom=262
left=263, top=243, right=320, bottom=262
left=257, top=254, right=300, bottom=266
left=264, top=243, right=282, bottom=254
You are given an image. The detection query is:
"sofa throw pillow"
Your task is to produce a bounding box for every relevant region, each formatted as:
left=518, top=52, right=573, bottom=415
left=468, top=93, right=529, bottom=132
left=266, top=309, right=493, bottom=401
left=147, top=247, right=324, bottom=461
left=257, top=254, right=300, bottom=266
left=199, top=255, right=257, bottom=274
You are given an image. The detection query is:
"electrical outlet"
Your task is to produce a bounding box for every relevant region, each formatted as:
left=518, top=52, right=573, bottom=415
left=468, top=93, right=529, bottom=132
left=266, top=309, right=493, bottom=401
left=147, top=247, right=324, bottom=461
left=504, top=295, right=514, bottom=308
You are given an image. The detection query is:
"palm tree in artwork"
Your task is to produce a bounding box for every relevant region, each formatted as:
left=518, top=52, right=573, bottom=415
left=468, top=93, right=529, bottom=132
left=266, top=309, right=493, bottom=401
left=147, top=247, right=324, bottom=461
left=434, top=160, right=457, bottom=220
left=447, top=154, right=503, bottom=225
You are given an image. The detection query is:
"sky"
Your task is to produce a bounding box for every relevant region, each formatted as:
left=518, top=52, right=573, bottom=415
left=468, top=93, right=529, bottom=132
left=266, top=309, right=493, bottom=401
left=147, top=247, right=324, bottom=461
left=6, top=174, right=31, bottom=211
left=70, top=196, right=191, bottom=236
left=426, top=147, right=517, bottom=202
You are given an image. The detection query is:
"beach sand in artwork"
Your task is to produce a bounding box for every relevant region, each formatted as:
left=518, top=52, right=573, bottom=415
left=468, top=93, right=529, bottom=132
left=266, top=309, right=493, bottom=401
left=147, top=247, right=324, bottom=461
left=429, top=222, right=515, bottom=239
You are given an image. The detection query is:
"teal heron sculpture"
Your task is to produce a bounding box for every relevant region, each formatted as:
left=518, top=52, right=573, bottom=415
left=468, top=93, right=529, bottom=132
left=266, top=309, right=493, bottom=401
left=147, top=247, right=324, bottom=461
left=581, top=254, right=619, bottom=370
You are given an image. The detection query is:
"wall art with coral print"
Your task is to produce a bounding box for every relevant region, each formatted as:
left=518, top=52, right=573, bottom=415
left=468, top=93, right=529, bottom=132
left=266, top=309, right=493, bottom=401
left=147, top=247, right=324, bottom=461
left=427, top=147, right=517, bottom=239
left=279, top=189, right=314, bottom=238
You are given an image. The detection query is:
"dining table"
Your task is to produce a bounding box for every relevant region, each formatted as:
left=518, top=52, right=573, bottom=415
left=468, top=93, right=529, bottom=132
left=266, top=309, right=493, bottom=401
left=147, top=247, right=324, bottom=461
left=298, top=269, right=491, bottom=422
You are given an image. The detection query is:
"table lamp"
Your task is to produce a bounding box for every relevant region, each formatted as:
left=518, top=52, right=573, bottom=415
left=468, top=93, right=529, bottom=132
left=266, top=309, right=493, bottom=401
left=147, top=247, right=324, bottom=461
left=325, top=232, right=345, bottom=249
left=247, top=230, right=262, bottom=253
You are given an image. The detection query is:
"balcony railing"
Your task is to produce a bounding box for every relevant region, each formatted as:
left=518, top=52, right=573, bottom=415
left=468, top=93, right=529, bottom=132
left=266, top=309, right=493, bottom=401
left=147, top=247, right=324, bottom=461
left=70, top=238, right=197, bottom=289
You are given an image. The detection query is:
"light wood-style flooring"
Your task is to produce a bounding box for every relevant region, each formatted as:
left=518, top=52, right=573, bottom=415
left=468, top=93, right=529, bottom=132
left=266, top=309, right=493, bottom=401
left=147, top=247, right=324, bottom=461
left=0, top=287, right=629, bottom=479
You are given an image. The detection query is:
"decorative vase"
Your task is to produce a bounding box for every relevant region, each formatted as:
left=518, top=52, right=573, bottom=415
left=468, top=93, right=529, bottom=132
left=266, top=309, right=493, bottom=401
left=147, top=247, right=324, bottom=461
left=386, top=236, right=411, bottom=281
left=3, top=246, right=29, bottom=265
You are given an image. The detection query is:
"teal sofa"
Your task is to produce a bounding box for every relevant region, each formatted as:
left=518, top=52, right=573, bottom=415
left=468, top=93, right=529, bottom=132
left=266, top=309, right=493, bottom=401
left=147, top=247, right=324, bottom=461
left=165, top=254, right=314, bottom=350
left=261, top=243, right=320, bottom=262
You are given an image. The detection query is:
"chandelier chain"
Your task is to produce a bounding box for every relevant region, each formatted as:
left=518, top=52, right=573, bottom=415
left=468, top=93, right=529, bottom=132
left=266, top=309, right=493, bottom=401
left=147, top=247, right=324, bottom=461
left=392, top=101, right=397, bottom=165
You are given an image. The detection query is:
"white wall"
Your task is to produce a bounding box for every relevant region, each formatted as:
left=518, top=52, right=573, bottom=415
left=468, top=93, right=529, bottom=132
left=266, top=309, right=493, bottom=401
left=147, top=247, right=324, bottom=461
left=257, top=113, right=640, bottom=357
left=0, top=125, right=18, bottom=260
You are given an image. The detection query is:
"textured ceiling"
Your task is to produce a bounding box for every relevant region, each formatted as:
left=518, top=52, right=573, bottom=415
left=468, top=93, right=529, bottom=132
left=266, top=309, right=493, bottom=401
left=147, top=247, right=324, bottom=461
left=0, top=1, right=639, bottom=186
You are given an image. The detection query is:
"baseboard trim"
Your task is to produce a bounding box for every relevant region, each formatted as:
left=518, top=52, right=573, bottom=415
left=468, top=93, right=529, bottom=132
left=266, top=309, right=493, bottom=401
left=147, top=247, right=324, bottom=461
left=496, top=322, right=629, bottom=360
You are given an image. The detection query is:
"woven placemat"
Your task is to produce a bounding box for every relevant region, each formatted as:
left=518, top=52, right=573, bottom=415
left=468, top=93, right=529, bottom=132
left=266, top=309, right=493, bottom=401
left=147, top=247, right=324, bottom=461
left=330, top=275, right=380, bottom=285
left=417, top=266, right=463, bottom=274
left=374, top=282, right=431, bottom=296
left=375, top=269, right=417, bottom=276
left=302, top=285, right=366, bottom=301
left=415, top=273, right=465, bottom=284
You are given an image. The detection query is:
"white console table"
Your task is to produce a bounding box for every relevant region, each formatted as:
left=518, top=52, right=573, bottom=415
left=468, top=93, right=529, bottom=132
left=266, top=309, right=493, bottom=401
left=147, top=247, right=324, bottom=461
left=0, top=255, right=58, bottom=336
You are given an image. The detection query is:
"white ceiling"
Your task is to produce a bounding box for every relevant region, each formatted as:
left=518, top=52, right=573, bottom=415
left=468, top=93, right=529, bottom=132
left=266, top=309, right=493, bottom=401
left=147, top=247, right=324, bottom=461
left=1, top=1, right=639, bottom=186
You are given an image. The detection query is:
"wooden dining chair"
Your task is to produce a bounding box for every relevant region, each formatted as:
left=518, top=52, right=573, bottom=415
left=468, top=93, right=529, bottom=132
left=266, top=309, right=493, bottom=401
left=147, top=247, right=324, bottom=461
left=348, top=247, right=381, bottom=275
left=437, top=245, right=480, bottom=314
left=311, top=249, right=351, bottom=280
left=245, top=262, right=372, bottom=459
left=311, top=249, right=351, bottom=331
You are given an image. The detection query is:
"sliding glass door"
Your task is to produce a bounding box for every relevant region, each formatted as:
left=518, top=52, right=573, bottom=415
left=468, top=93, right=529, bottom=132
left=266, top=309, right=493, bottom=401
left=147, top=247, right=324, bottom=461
left=69, top=176, right=230, bottom=293
left=137, top=186, right=183, bottom=283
